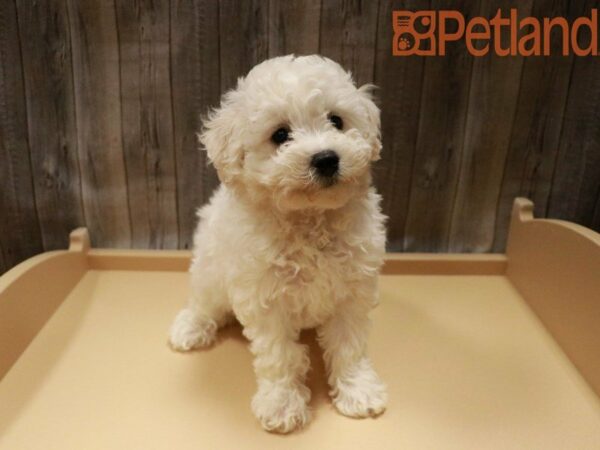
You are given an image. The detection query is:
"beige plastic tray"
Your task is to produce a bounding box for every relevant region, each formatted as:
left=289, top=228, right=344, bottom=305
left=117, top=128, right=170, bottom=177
left=1, top=198, right=599, bottom=449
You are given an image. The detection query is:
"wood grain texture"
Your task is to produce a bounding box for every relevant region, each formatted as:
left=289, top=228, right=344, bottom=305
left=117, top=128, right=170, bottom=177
left=547, top=1, right=600, bottom=227
left=116, top=0, right=178, bottom=249
left=170, top=0, right=220, bottom=250
left=449, top=0, right=534, bottom=252
left=492, top=0, right=581, bottom=251
left=219, top=0, right=269, bottom=92
left=593, top=190, right=600, bottom=232
left=16, top=0, right=84, bottom=252
left=268, top=0, right=321, bottom=56
left=320, top=0, right=380, bottom=86
left=0, top=242, right=5, bottom=274
left=373, top=0, right=428, bottom=251
left=0, top=0, right=43, bottom=270
left=1, top=0, right=600, bottom=276
left=67, top=0, right=131, bottom=248
left=403, top=0, right=478, bottom=252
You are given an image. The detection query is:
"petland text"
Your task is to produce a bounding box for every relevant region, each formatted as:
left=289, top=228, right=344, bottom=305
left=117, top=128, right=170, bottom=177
left=393, top=9, right=598, bottom=56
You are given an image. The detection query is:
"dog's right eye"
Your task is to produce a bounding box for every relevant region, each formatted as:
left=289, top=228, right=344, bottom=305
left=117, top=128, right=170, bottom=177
left=271, top=127, right=291, bottom=145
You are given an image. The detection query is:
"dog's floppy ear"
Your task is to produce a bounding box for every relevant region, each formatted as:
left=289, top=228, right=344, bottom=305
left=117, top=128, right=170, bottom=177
left=199, top=99, right=244, bottom=184
left=358, top=84, right=382, bottom=161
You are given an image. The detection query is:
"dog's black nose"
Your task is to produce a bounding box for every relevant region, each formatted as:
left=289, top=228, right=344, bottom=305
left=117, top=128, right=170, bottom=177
left=311, top=150, right=339, bottom=177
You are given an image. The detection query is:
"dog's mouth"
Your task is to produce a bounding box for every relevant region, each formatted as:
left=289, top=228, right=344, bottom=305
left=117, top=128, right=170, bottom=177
left=317, top=174, right=338, bottom=188
left=276, top=173, right=363, bottom=211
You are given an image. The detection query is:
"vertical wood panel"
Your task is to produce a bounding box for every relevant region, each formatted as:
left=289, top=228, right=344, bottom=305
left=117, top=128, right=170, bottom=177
left=373, top=0, right=428, bottom=250
left=0, top=0, right=43, bottom=270
left=592, top=191, right=600, bottom=231
left=219, top=0, right=269, bottom=92
left=449, top=0, right=534, bottom=252
left=320, top=0, right=379, bottom=86
left=170, top=0, right=220, bottom=249
left=403, top=0, right=478, bottom=252
left=2, top=1, right=600, bottom=274
left=116, top=0, right=178, bottom=249
left=67, top=0, right=131, bottom=248
left=492, top=0, right=581, bottom=251
left=547, top=1, right=600, bottom=228
left=0, top=241, right=5, bottom=274
left=16, top=0, right=84, bottom=252
left=268, top=0, right=321, bottom=56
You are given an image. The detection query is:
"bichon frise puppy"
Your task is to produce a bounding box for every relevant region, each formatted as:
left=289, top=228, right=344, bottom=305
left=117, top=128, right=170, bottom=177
left=169, top=55, right=387, bottom=433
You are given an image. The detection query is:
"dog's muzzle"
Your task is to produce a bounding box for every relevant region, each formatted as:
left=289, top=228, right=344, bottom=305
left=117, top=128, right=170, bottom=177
left=310, top=150, right=339, bottom=181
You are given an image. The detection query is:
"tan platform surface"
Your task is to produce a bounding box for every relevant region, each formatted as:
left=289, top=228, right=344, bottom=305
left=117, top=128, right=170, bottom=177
left=1, top=270, right=599, bottom=449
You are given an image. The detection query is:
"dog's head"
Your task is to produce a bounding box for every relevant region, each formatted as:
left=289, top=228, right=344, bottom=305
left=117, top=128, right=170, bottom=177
left=201, top=55, right=381, bottom=211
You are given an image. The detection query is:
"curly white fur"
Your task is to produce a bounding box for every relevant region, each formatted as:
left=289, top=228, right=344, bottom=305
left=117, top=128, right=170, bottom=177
left=169, top=55, right=387, bottom=433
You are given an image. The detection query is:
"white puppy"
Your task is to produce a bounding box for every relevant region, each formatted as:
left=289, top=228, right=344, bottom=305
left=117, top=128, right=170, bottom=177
left=169, top=55, right=387, bottom=433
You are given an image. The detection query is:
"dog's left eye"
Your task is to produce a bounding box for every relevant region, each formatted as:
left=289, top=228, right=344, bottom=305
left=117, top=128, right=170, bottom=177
left=329, top=114, right=344, bottom=130
left=271, top=127, right=291, bottom=145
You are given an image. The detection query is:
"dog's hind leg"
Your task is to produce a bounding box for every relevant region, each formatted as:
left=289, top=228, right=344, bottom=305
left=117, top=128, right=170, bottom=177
left=168, top=278, right=231, bottom=352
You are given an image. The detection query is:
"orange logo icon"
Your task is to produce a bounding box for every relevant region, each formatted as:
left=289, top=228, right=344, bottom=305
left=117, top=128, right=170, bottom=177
left=392, top=11, right=437, bottom=56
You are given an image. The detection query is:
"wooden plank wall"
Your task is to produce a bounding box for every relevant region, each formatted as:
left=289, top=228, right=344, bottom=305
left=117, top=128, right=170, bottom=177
left=1, top=0, right=599, bottom=274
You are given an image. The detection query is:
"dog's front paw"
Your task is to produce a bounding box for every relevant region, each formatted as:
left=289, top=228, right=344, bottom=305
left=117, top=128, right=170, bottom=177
left=252, top=380, right=311, bottom=433
left=332, top=358, right=387, bottom=418
left=168, top=308, right=217, bottom=351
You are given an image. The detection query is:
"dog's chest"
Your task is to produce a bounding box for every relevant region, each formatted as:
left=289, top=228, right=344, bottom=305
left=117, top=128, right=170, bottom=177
left=269, top=223, right=367, bottom=326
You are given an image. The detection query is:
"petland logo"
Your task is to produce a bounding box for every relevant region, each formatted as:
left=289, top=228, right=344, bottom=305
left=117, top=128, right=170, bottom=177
left=393, top=9, right=598, bottom=56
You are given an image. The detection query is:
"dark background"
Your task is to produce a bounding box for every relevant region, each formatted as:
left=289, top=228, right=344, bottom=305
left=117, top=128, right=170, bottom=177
left=1, top=0, right=599, bottom=275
